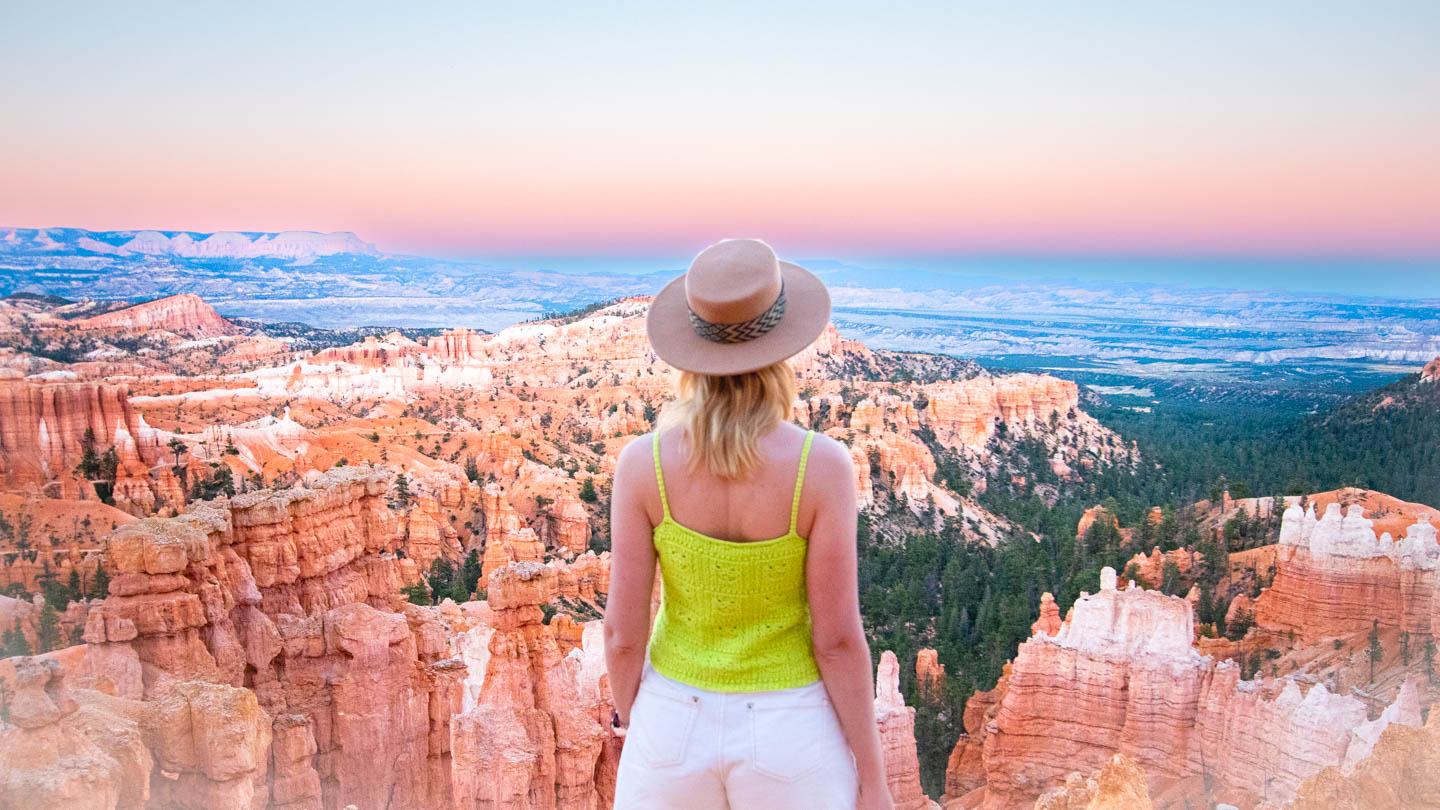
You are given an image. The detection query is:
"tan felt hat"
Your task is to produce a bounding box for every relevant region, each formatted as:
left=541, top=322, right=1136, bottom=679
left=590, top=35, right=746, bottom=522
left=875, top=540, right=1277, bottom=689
left=646, top=238, right=831, bottom=376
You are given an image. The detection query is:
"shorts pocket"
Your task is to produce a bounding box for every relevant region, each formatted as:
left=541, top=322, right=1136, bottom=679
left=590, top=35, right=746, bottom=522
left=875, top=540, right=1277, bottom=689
left=629, top=683, right=700, bottom=768
left=748, top=700, right=839, bottom=782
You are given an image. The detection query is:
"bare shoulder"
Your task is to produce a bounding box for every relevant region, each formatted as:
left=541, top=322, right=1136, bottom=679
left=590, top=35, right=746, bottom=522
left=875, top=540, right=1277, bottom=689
left=802, top=431, right=855, bottom=498
left=804, top=431, right=854, bottom=471
left=614, top=431, right=657, bottom=484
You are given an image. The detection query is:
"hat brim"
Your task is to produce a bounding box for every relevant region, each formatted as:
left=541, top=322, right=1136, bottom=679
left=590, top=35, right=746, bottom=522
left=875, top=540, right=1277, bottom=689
left=646, top=260, right=831, bottom=376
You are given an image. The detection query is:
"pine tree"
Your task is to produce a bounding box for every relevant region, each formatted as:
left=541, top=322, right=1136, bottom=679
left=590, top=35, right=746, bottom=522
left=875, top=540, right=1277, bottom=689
left=36, top=601, right=61, bottom=653
left=426, top=558, right=455, bottom=604
left=90, top=566, right=111, bottom=600
left=98, top=447, right=120, bottom=484
left=1425, top=636, right=1436, bottom=684
left=1368, top=619, right=1383, bottom=683
left=2, top=620, right=31, bottom=657
left=578, top=477, right=598, bottom=503
left=401, top=582, right=430, bottom=606
left=1160, top=560, right=1182, bottom=596
left=459, top=550, right=483, bottom=600
left=66, top=569, right=82, bottom=606
left=392, top=473, right=411, bottom=510
left=211, top=466, right=235, bottom=497
left=77, top=427, right=101, bottom=479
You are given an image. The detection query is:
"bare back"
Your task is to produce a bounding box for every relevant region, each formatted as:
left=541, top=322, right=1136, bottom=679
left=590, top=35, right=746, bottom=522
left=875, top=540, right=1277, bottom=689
left=648, top=421, right=817, bottom=542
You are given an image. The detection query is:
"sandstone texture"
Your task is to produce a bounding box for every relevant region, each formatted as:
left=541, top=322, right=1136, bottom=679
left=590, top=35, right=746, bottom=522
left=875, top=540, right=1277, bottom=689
left=1033, top=754, right=1153, bottom=810
left=963, top=567, right=1426, bottom=809
left=1255, top=501, right=1438, bottom=641
left=876, top=650, right=942, bottom=810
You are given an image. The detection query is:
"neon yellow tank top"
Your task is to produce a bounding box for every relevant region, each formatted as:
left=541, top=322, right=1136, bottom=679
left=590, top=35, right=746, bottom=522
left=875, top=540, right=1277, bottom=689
left=646, top=429, right=822, bottom=692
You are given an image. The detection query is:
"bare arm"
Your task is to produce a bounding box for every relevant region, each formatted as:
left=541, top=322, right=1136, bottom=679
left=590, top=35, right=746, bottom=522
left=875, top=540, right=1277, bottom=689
left=604, top=435, right=659, bottom=726
left=806, top=437, right=890, bottom=806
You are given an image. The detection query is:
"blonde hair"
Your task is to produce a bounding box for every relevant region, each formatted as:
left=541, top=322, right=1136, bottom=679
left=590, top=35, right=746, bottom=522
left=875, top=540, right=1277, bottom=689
left=657, top=361, right=797, bottom=480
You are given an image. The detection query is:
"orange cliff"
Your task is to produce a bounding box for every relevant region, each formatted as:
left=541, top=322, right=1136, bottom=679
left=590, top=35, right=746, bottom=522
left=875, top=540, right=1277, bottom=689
left=449, top=562, right=609, bottom=809
left=948, top=567, right=1427, bottom=810
left=0, top=465, right=624, bottom=810
left=0, top=379, right=183, bottom=513
left=1254, top=501, right=1438, bottom=642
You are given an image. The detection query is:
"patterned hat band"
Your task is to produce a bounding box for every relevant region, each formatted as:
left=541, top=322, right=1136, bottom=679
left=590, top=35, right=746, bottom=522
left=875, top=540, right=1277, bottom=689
left=687, top=282, right=787, bottom=345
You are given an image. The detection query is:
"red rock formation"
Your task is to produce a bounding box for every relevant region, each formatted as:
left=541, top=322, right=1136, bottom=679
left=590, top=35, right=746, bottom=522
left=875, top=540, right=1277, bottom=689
left=70, top=467, right=471, bottom=809
left=550, top=494, right=592, bottom=552
left=1254, top=503, right=1438, bottom=641
left=484, top=527, right=547, bottom=580
left=404, top=491, right=466, bottom=574
left=0, top=380, right=182, bottom=512
left=1076, top=506, right=1119, bottom=540
left=1223, top=593, right=1253, bottom=628
left=311, top=333, right=424, bottom=368
left=917, top=648, right=946, bottom=700
left=427, top=327, right=489, bottom=363
left=75, top=294, right=240, bottom=338
left=966, top=567, right=1422, bottom=809
left=1420, top=357, right=1440, bottom=383
left=0, top=654, right=271, bottom=809
left=1031, top=592, right=1062, bottom=637
left=450, top=561, right=606, bottom=810
left=1122, top=547, right=1196, bottom=590
left=875, top=650, right=939, bottom=810
left=942, top=676, right=1005, bottom=805
left=552, top=550, right=610, bottom=603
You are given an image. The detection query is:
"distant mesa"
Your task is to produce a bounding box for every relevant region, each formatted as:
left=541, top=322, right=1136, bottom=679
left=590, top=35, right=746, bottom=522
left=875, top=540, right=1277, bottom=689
left=119, top=229, right=379, bottom=259
left=0, top=226, right=379, bottom=260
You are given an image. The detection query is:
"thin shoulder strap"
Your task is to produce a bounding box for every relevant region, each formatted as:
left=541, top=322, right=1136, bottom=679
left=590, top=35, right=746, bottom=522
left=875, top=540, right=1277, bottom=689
left=789, top=430, right=816, bottom=535
left=652, top=432, right=671, bottom=520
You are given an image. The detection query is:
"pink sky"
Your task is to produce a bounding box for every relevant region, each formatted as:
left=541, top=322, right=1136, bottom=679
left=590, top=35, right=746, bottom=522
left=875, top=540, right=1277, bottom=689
left=2, top=3, right=1437, bottom=259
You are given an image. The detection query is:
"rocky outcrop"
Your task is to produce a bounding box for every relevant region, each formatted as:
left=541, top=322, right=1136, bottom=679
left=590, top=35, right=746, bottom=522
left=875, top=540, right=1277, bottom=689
left=1420, top=357, right=1440, bottom=383
left=1075, top=506, right=1118, bottom=541
left=876, top=650, right=940, bottom=810
left=66, top=467, right=475, bottom=809
left=450, top=561, right=607, bottom=810
left=967, top=567, right=1424, bottom=809
left=917, top=648, right=946, bottom=700
left=0, top=655, right=272, bottom=809
left=1030, top=592, right=1062, bottom=637
left=76, top=293, right=239, bottom=338
left=1284, top=697, right=1440, bottom=810
left=428, top=327, right=489, bottom=364
left=1033, top=754, right=1153, bottom=810
left=943, top=676, right=1004, bottom=805
left=0, top=380, right=182, bottom=511
left=1254, top=503, right=1438, bottom=641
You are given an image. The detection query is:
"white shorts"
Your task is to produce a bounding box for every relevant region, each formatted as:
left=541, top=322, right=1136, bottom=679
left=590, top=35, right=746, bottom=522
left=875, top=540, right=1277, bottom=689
left=613, top=663, right=859, bottom=810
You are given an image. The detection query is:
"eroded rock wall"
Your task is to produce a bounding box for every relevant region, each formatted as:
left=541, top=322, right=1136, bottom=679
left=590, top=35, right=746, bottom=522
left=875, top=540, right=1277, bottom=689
left=963, top=568, right=1425, bottom=810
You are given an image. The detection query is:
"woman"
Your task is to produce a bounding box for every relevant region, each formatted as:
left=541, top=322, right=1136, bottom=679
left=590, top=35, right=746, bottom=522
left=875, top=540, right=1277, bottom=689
left=605, top=238, right=892, bottom=810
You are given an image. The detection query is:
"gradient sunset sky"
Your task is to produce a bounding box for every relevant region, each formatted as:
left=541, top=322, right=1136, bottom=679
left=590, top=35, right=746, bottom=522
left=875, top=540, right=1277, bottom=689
left=2, top=1, right=1437, bottom=267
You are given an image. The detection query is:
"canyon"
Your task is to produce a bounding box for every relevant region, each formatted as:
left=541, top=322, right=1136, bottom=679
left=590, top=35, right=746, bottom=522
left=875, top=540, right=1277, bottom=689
left=1, top=291, right=1436, bottom=810
left=2, top=293, right=1088, bottom=808
left=941, top=491, right=1440, bottom=809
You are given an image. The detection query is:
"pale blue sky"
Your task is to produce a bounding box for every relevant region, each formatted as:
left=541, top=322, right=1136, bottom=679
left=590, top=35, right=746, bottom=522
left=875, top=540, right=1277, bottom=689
left=2, top=2, right=1437, bottom=283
